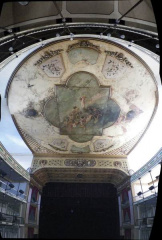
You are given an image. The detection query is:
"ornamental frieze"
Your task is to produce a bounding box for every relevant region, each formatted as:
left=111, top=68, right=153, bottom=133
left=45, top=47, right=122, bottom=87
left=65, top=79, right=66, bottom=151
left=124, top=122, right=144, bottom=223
left=32, top=157, right=128, bottom=174
left=64, top=159, right=96, bottom=167
left=67, top=40, right=101, bottom=53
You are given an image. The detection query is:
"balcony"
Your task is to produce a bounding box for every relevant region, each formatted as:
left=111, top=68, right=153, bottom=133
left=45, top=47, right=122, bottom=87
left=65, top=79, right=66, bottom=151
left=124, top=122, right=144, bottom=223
left=0, top=212, right=24, bottom=226
left=0, top=180, right=27, bottom=201
left=135, top=217, right=154, bottom=228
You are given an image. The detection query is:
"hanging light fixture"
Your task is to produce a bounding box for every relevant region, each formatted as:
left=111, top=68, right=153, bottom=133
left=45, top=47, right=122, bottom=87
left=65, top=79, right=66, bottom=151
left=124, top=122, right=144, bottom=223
left=137, top=191, right=143, bottom=196
left=120, top=34, right=125, bottom=39
left=8, top=47, right=13, bottom=52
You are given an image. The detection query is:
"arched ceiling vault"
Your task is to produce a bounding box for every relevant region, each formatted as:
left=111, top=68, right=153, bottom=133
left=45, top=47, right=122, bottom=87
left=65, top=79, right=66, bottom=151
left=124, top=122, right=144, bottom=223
left=7, top=36, right=158, bottom=184
left=0, top=0, right=159, bottom=185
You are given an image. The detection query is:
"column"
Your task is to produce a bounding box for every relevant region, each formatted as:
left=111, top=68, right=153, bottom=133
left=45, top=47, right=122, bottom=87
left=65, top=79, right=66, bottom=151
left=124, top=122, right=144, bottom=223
left=37, top=193, right=41, bottom=226
left=128, top=190, right=134, bottom=225
left=118, top=195, right=122, bottom=227
left=25, top=188, right=32, bottom=224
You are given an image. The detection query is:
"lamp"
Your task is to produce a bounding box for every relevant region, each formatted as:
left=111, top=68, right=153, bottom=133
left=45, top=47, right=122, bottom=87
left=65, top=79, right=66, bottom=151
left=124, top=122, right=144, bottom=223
left=148, top=170, right=156, bottom=194
left=8, top=47, right=13, bottom=52
left=5, top=183, right=15, bottom=190
left=149, top=186, right=154, bottom=191
left=19, top=189, right=24, bottom=194
left=137, top=191, right=143, bottom=196
left=8, top=183, right=14, bottom=189
left=120, top=34, right=125, bottom=39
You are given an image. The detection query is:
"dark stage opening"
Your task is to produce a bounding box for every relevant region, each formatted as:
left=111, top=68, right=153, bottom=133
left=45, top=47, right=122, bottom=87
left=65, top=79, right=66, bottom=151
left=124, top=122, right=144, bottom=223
left=39, top=183, right=120, bottom=239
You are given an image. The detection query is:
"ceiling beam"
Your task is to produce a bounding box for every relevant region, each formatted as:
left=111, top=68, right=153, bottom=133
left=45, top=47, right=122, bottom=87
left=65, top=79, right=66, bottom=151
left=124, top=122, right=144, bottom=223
left=117, top=0, right=144, bottom=22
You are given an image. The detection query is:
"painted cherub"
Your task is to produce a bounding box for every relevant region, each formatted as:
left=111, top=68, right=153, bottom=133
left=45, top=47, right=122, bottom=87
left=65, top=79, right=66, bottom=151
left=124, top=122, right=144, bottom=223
left=80, top=96, right=86, bottom=109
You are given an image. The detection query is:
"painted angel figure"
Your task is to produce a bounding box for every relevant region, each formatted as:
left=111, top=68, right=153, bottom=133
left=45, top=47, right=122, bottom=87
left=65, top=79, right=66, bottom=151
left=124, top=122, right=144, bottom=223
left=80, top=96, right=86, bottom=109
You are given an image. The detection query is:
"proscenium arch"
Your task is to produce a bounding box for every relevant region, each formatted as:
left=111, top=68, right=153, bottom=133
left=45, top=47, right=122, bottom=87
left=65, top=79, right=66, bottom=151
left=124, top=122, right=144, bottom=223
left=30, top=167, right=129, bottom=187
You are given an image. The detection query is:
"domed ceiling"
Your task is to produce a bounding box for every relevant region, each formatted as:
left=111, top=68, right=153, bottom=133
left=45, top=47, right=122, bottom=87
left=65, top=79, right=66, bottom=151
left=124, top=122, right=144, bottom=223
left=8, top=38, right=158, bottom=158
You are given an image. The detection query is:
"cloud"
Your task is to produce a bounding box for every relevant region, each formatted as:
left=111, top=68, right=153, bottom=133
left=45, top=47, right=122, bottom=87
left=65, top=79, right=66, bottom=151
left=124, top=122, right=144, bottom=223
left=5, top=134, right=28, bottom=148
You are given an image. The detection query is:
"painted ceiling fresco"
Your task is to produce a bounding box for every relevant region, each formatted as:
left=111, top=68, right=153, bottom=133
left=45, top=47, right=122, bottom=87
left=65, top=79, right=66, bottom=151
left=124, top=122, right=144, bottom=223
left=44, top=71, right=120, bottom=143
left=8, top=39, right=158, bottom=156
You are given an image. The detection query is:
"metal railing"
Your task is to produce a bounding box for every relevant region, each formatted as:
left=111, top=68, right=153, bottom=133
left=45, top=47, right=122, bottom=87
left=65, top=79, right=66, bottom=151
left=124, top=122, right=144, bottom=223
left=133, top=186, right=158, bottom=203
left=0, top=180, right=27, bottom=201
left=135, top=217, right=154, bottom=227
left=0, top=22, right=159, bottom=65
left=0, top=212, right=24, bottom=225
